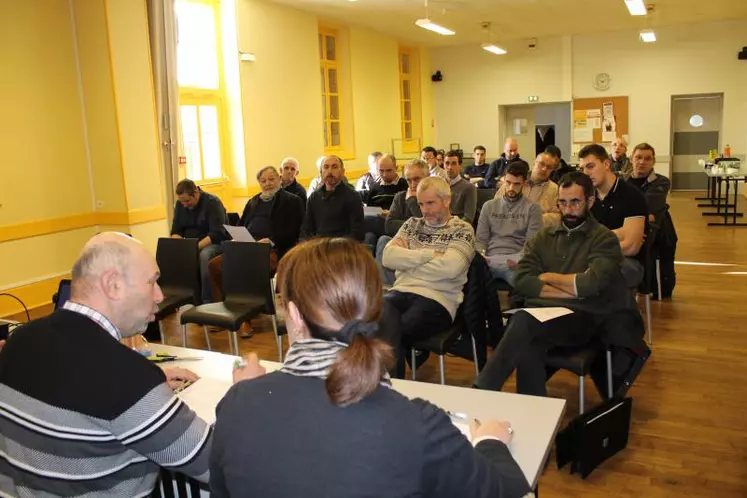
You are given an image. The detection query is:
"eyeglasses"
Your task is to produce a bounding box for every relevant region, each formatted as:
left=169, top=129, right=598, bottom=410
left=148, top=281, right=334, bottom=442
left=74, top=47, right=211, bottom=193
left=557, top=199, right=584, bottom=209
left=406, top=177, right=424, bottom=183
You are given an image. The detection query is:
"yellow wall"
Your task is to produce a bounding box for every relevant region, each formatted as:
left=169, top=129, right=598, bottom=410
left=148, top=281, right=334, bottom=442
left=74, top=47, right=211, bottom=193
left=0, top=0, right=168, bottom=317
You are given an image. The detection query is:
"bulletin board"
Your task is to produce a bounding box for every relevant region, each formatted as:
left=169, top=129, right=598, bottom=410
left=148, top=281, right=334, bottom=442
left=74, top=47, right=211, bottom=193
left=571, top=96, right=629, bottom=156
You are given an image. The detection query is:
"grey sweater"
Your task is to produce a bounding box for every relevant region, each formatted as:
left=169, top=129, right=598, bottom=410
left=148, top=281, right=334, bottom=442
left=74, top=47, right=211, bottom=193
left=476, top=196, right=542, bottom=267
left=449, top=177, right=477, bottom=224
left=385, top=191, right=422, bottom=236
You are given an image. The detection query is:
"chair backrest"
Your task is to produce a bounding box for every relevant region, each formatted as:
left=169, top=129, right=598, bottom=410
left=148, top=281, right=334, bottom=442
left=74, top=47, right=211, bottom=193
left=53, top=279, right=72, bottom=310
left=227, top=212, right=241, bottom=226
left=637, top=224, right=658, bottom=294
left=476, top=188, right=497, bottom=211
left=155, top=238, right=201, bottom=301
left=221, top=242, right=275, bottom=314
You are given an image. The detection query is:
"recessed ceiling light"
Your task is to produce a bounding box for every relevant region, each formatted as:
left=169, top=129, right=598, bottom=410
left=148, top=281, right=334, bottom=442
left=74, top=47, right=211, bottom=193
left=639, top=29, right=656, bottom=42
left=481, top=43, right=507, bottom=55
left=624, top=0, right=648, bottom=16
left=415, top=18, right=455, bottom=36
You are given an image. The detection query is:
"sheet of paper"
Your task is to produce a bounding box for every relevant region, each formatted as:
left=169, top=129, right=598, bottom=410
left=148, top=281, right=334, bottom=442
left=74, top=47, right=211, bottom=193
left=588, top=118, right=601, bottom=129
left=363, top=206, right=384, bottom=216
left=602, top=101, right=614, bottom=118
left=573, top=127, right=593, bottom=143
left=586, top=109, right=602, bottom=118
left=602, top=130, right=617, bottom=142
left=502, top=307, right=574, bottom=323
left=177, top=377, right=232, bottom=424
left=223, top=224, right=255, bottom=242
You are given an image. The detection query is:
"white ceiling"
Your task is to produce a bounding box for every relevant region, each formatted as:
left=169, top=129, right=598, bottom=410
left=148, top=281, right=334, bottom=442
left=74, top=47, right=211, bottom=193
left=269, top=0, right=747, bottom=47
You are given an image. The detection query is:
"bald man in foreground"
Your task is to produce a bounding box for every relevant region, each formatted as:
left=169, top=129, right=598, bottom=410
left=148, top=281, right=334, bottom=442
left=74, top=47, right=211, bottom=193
left=0, top=233, right=212, bottom=497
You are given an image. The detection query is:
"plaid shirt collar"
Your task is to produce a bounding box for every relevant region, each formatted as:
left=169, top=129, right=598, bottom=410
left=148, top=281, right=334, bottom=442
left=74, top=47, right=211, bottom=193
left=62, top=301, right=122, bottom=341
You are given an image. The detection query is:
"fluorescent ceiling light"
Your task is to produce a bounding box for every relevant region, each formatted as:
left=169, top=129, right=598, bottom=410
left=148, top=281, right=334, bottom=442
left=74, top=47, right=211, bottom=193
left=481, top=43, right=507, bottom=55
left=415, top=18, right=455, bottom=36
left=639, top=29, right=656, bottom=42
left=624, top=0, right=648, bottom=16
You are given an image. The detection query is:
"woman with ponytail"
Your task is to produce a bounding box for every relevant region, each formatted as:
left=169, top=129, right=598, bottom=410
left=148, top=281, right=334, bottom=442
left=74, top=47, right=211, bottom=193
left=210, top=238, right=531, bottom=498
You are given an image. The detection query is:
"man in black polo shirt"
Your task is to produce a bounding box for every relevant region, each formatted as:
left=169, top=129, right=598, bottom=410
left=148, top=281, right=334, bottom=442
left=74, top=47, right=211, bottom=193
left=579, top=144, right=647, bottom=286
left=301, top=155, right=364, bottom=241
left=170, top=179, right=228, bottom=303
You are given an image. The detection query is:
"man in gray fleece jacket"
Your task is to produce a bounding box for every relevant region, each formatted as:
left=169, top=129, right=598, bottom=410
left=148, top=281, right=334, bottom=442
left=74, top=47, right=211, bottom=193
left=444, top=151, right=477, bottom=224
left=476, top=162, right=542, bottom=287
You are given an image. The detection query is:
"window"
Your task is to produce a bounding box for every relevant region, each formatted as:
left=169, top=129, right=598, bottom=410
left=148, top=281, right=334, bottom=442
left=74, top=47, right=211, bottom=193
left=399, top=47, right=422, bottom=153
left=319, top=29, right=342, bottom=152
left=176, top=0, right=227, bottom=181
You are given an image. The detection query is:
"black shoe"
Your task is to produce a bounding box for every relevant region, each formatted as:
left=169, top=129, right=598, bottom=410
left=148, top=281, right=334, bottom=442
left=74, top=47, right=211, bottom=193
left=405, top=349, right=430, bottom=371
left=612, top=346, right=651, bottom=399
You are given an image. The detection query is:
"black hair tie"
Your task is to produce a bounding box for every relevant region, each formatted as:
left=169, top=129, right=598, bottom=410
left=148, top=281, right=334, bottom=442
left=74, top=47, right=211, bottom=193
left=337, top=319, right=379, bottom=345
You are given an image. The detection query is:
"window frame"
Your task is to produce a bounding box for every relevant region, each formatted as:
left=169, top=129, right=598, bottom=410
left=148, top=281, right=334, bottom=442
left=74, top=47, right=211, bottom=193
left=398, top=47, right=422, bottom=154
left=319, top=28, right=344, bottom=154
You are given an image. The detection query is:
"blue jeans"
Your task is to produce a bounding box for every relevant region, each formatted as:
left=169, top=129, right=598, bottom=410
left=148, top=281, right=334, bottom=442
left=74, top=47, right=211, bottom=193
left=490, top=265, right=516, bottom=287
left=376, top=236, right=396, bottom=286
left=199, top=244, right=223, bottom=304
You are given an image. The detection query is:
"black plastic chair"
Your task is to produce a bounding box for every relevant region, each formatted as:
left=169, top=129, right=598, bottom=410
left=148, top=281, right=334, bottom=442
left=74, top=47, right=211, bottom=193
left=154, top=238, right=200, bottom=345
left=227, top=212, right=241, bottom=226
left=639, top=225, right=658, bottom=345
left=179, top=242, right=281, bottom=358
left=545, top=343, right=613, bottom=415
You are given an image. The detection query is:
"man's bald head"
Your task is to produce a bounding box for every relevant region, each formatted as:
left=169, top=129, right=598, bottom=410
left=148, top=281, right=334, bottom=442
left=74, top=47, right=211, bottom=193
left=71, top=232, right=163, bottom=337
left=504, top=138, right=519, bottom=160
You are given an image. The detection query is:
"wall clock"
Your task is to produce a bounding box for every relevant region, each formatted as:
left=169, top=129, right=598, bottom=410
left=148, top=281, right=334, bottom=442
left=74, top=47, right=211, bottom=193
left=593, top=73, right=611, bottom=91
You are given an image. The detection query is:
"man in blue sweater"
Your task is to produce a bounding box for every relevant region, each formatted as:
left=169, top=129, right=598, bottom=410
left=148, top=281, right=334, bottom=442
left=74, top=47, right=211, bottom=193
left=0, top=232, right=212, bottom=496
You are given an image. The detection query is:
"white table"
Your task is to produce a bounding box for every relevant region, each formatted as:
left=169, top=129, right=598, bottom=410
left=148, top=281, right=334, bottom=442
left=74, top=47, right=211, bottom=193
left=152, top=344, right=566, bottom=489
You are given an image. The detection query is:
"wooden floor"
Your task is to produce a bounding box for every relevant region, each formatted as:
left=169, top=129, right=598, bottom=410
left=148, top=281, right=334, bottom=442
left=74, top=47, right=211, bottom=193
left=158, top=191, right=747, bottom=497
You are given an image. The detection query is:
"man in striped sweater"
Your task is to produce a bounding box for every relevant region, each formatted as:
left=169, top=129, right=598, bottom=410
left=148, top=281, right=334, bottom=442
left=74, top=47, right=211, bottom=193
left=383, top=177, right=475, bottom=377
left=0, top=232, right=212, bottom=497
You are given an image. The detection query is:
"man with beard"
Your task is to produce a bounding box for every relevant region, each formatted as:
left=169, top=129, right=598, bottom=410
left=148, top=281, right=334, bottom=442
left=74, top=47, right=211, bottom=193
left=474, top=172, right=650, bottom=399
left=0, top=233, right=212, bottom=496
left=476, top=162, right=542, bottom=287
left=301, top=155, right=364, bottom=241
left=382, top=177, right=475, bottom=377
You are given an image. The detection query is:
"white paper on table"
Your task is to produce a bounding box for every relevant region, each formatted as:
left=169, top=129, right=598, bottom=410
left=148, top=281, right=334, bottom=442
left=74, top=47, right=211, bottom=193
left=573, top=127, right=593, bottom=142
left=177, top=377, right=232, bottom=424
left=502, top=307, right=574, bottom=323
left=363, top=206, right=384, bottom=216
left=223, top=224, right=255, bottom=242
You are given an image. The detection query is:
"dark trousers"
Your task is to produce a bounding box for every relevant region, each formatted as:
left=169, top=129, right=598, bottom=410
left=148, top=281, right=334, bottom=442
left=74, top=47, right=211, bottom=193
left=382, top=291, right=452, bottom=378
left=475, top=310, right=596, bottom=396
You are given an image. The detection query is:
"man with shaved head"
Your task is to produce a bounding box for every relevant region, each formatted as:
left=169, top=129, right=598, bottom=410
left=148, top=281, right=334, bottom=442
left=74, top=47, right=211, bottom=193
left=0, top=232, right=213, bottom=496
left=482, top=137, right=521, bottom=188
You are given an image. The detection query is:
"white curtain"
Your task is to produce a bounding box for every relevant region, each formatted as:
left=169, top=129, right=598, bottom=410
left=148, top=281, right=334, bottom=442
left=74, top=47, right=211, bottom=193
left=147, top=0, right=181, bottom=224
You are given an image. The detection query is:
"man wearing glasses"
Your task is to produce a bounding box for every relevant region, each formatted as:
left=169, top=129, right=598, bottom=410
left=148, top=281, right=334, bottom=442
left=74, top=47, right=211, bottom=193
left=475, top=171, right=650, bottom=399
left=376, top=159, right=429, bottom=285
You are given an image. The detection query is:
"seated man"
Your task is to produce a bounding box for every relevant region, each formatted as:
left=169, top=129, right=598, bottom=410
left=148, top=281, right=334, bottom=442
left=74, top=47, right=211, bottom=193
left=482, top=137, right=520, bottom=188
left=444, top=150, right=478, bottom=224
left=280, top=156, right=308, bottom=205
left=421, top=146, right=448, bottom=180
left=462, top=145, right=489, bottom=183
left=0, top=233, right=212, bottom=496
left=382, top=177, right=475, bottom=377
left=497, top=153, right=560, bottom=227
left=361, top=153, right=408, bottom=209
left=476, top=162, right=542, bottom=287
left=356, top=151, right=383, bottom=192
left=309, top=155, right=354, bottom=192
left=377, top=159, right=427, bottom=285
left=610, top=137, right=632, bottom=180
left=301, top=155, right=364, bottom=241
left=474, top=173, right=650, bottom=398
left=170, top=179, right=228, bottom=303
left=581, top=143, right=647, bottom=286
left=627, top=142, right=671, bottom=225
left=546, top=145, right=576, bottom=184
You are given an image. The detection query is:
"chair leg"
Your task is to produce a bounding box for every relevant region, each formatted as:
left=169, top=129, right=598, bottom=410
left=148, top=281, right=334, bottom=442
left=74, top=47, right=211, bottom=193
left=645, top=294, right=653, bottom=345
left=606, top=349, right=613, bottom=400
left=470, top=335, right=479, bottom=377
left=229, top=330, right=239, bottom=356
left=181, top=324, right=187, bottom=348
left=578, top=375, right=585, bottom=415
left=411, top=349, right=417, bottom=381
left=203, top=326, right=212, bottom=351
left=655, top=259, right=662, bottom=301
left=271, top=315, right=282, bottom=361
left=158, top=321, right=166, bottom=345
left=439, top=354, right=445, bottom=385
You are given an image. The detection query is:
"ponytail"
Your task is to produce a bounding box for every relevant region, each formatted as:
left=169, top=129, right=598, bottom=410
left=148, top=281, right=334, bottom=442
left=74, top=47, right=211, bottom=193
left=326, top=335, right=393, bottom=407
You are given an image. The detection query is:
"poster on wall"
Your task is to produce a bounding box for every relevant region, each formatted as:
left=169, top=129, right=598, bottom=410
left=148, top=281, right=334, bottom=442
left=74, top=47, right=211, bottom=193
left=601, top=101, right=617, bottom=142
left=573, top=109, right=593, bottom=142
